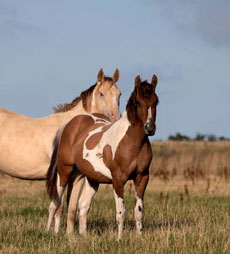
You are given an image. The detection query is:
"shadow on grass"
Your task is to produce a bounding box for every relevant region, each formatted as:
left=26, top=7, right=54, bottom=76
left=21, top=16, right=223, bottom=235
left=74, top=216, right=194, bottom=235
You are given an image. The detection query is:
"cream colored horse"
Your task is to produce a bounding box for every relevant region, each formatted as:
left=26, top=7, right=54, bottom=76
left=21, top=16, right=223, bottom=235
left=0, top=68, right=121, bottom=180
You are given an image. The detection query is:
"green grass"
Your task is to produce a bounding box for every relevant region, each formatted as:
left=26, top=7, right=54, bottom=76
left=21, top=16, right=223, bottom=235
left=1, top=181, right=230, bottom=254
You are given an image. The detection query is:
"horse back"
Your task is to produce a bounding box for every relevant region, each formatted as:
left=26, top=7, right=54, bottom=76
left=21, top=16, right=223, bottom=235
left=62, top=114, right=109, bottom=143
left=58, top=114, right=110, bottom=162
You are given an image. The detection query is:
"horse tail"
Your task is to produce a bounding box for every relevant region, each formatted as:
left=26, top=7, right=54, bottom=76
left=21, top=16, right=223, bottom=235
left=46, top=127, right=64, bottom=200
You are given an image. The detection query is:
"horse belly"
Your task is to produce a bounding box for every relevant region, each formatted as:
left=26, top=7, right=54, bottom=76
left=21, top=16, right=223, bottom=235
left=0, top=112, right=55, bottom=179
left=75, top=151, right=112, bottom=184
left=0, top=152, right=49, bottom=179
left=0, top=164, right=48, bottom=180
left=87, top=154, right=112, bottom=179
left=0, top=138, right=49, bottom=179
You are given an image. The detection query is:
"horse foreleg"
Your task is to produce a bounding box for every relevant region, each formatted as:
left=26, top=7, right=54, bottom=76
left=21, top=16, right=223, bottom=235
left=133, top=170, right=149, bottom=236
left=78, top=178, right=98, bottom=236
left=66, top=175, right=85, bottom=234
left=113, top=181, right=125, bottom=240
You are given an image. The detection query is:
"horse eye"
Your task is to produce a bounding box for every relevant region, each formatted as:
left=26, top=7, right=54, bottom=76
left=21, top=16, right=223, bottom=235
left=99, top=92, right=104, bottom=97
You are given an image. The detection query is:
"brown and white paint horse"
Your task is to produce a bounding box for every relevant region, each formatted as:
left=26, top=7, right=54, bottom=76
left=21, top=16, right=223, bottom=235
left=46, top=74, right=159, bottom=239
left=0, top=68, right=120, bottom=180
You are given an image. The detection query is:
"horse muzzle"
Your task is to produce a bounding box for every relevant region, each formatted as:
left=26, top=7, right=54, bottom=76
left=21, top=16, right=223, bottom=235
left=107, top=110, right=121, bottom=122
left=144, top=122, right=156, bottom=136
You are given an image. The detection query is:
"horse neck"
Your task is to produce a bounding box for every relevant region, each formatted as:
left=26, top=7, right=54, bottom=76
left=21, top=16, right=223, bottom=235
left=58, top=100, right=88, bottom=122
left=52, top=91, right=96, bottom=125
left=121, top=111, right=146, bottom=147
left=130, top=122, right=146, bottom=146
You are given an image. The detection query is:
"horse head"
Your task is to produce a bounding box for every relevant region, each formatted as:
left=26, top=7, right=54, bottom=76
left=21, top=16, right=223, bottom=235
left=92, top=68, right=121, bottom=122
left=126, top=74, right=159, bottom=136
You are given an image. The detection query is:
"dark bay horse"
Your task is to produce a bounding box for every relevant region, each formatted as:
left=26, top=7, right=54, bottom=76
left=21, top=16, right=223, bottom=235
left=46, top=74, right=159, bottom=239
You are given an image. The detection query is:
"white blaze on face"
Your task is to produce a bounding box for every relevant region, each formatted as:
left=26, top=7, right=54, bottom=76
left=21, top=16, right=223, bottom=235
left=146, top=107, right=152, bottom=124
left=91, top=86, right=97, bottom=109
left=113, top=91, right=119, bottom=107
left=82, top=111, right=130, bottom=179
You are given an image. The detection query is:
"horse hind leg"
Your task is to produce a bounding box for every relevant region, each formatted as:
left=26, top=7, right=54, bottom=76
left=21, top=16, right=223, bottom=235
left=54, top=173, right=75, bottom=233
left=78, top=178, right=99, bottom=236
left=67, top=175, right=85, bottom=234
left=46, top=173, right=66, bottom=233
left=54, top=193, right=65, bottom=233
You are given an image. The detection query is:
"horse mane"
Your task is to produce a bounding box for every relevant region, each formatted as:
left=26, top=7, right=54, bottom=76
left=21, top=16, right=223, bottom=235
left=53, top=76, right=115, bottom=113
left=126, top=89, right=138, bottom=125
left=126, top=80, right=157, bottom=125
left=53, top=84, right=97, bottom=113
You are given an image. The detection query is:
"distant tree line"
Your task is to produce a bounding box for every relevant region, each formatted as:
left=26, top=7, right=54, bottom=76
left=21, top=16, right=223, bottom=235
left=168, top=132, right=230, bottom=141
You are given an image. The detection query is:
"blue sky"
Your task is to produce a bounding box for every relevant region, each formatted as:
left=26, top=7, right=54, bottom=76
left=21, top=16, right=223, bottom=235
left=0, top=0, right=229, bottom=140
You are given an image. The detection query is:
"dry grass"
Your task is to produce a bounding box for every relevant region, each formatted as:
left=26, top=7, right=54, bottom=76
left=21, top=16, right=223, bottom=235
left=150, top=141, right=230, bottom=179
left=0, top=141, right=230, bottom=253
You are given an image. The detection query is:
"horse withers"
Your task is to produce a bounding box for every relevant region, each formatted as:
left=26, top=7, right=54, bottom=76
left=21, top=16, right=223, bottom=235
left=46, top=74, right=159, bottom=239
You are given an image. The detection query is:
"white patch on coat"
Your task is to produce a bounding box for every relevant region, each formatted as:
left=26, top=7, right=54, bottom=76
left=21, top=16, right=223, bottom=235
left=56, top=173, right=65, bottom=196
left=82, top=111, right=130, bottom=179
left=90, top=114, right=111, bottom=124
left=113, top=190, right=125, bottom=219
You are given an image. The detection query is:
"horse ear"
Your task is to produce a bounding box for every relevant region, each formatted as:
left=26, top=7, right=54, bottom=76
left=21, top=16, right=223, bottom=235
left=97, top=68, right=104, bottom=82
left=151, top=74, right=158, bottom=89
left=112, top=68, right=119, bottom=82
left=135, top=75, right=141, bottom=87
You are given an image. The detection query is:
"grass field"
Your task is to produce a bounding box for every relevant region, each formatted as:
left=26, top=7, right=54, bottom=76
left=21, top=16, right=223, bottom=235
left=150, top=141, right=230, bottom=178
left=1, top=141, right=230, bottom=254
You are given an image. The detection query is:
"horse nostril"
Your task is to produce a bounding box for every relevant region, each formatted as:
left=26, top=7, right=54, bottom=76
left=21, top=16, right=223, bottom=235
left=108, top=111, right=120, bottom=122
left=145, top=122, right=155, bottom=131
left=146, top=123, right=152, bottom=129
